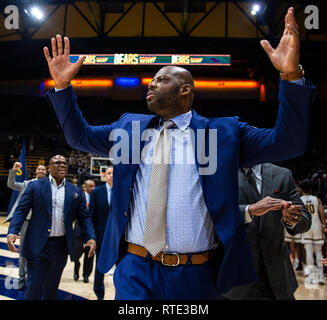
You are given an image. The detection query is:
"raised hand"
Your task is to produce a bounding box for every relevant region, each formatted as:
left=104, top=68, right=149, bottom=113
left=12, top=162, right=22, bottom=172
left=43, top=35, right=86, bottom=89
left=260, top=7, right=300, bottom=74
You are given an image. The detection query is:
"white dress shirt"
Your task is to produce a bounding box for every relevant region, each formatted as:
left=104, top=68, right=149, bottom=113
left=49, top=175, right=66, bottom=237
left=84, top=191, right=90, bottom=205
left=106, top=183, right=112, bottom=207
left=243, top=164, right=262, bottom=224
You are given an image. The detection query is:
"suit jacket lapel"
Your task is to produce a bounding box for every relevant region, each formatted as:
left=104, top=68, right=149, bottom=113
left=43, top=178, right=52, bottom=218
left=102, top=184, right=110, bottom=212
left=261, top=163, right=273, bottom=198
left=189, top=110, right=209, bottom=190
left=64, top=181, right=73, bottom=219
left=259, top=164, right=273, bottom=230
left=240, top=169, right=261, bottom=204
left=129, top=115, right=158, bottom=188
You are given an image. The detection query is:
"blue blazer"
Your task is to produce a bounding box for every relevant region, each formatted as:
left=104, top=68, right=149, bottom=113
left=8, top=177, right=96, bottom=261
left=89, top=184, right=111, bottom=246
left=45, top=79, right=315, bottom=294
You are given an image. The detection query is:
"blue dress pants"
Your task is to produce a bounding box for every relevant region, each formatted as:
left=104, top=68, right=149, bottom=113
left=113, top=252, right=221, bottom=300
left=94, top=246, right=105, bottom=300
left=25, top=236, right=68, bottom=300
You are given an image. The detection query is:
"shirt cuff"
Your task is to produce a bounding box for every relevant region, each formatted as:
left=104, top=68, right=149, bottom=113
left=244, top=205, right=253, bottom=224
left=281, top=217, right=296, bottom=229
left=54, top=85, right=71, bottom=92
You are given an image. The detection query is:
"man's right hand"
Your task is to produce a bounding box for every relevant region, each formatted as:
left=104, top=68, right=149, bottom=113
left=43, top=35, right=86, bottom=89
left=12, top=162, right=22, bottom=172
left=7, top=234, right=21, bottom=253
left=248, top=196, right=292, bottom=216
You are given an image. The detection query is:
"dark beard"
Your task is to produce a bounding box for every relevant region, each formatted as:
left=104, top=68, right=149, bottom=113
left=147, top=88, right=179, bottom=114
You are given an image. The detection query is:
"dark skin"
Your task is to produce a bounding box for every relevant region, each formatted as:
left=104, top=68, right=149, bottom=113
left=7, top=155, right=96, bottom=257
left=248, top=196, right=303, bottom=227
left=84, top=180, right=96, bottom=194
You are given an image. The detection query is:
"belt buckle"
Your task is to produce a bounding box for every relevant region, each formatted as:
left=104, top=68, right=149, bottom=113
left=161, top=252, right=180, bottom=267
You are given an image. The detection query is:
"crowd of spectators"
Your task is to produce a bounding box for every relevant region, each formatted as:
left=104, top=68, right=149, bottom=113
left=3, top=134, right=327, bottom=204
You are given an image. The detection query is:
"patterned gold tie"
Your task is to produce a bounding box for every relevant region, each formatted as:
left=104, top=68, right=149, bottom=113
left=143, top=120, right=174, bottom=256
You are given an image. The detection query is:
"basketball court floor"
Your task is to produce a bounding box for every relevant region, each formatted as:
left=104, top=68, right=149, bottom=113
left=0, top=216, right=326, bottom=300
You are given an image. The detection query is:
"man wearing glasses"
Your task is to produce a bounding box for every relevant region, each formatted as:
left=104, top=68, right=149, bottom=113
left=7, top=155, right=96, bottom=300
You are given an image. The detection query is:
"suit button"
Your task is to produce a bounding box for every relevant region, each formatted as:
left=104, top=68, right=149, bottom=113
left=48, top=229, right=51, bottom=232
left=124, top=211, right=128, bottom=217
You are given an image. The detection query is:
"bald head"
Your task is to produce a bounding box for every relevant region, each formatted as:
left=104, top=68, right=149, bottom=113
left=161, top=66, right=194, bottom=88
left=84, top=179, right=96, bottom=194
left=146, top=66, right=195, bottom=119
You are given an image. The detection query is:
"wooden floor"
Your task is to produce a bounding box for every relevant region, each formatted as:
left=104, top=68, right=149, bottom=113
left=0, top=216, right=326, bottom=300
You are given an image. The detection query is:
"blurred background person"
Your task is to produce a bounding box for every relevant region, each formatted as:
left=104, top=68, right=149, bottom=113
left=300, top=179, right=326, bottom=285
left=89, top=166, right=113, bottom=300
left=6, top=162, right=47, bottom=289
left=6, top=155, right=96, bottom=300
left=73, top=179, right=96, bottom=283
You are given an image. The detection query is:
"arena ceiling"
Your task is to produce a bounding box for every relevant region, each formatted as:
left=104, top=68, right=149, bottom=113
left=0, top=1, right=326, bottom=86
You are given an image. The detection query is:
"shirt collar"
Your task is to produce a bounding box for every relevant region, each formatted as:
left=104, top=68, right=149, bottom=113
left=159, top=110, right=192, bottom=132
left=243, top=164, right=262, bottom=177
left=106, top=182, right=112, bottom=192
left=49, top=175, right=66, bottom=187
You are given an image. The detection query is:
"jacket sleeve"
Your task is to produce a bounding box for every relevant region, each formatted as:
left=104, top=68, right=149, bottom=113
left=8, top=182, right=33, bottom=235
left=283, top=170, right=311, bottom=235
left=7, top=169, right=25, bottom=191
left=45, top=86, right=115, bottom=157
left=238, top=79, right=315, bottom=168
left=238, top=205, right=253, bottom=224
left=75, top=188, right=96, bottom=242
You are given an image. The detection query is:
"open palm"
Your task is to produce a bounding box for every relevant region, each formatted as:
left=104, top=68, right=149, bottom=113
left=260, top=7, right=300, bottom=73
left=43, top=35, right=86, bottom=89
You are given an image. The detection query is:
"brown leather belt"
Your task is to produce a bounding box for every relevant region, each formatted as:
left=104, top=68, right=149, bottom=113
left=127, top=243, right=213, bottom=267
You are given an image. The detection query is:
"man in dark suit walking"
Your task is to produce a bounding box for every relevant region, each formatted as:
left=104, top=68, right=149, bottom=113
left=223, top=163, right=311, bottom=300
left=7, top=155, right=96, bottom=300
left=89, top=166, right=113, bottom=300
left=73, top=179, right=96, bottom=283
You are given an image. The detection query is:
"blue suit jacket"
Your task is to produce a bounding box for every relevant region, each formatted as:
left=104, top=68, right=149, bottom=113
left=8, top=177, right=96, bottom=261
left=89, top=184, right=111, bottom=247
left=45, top=79, right=315, bottom=294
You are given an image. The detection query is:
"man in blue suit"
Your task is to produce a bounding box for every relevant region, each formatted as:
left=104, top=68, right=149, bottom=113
left=43, top=8, right=316, bottom=299
left=7, top=155, right=96, bottom=300
left=89, top=166, right=113, bottom=300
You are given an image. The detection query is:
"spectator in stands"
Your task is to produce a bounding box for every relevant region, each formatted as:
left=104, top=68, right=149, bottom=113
left=5, top=154, right=15, bottom=170
left=38, top=158, right=45, bottom=166
left=72, top=177, right=79, bottom=186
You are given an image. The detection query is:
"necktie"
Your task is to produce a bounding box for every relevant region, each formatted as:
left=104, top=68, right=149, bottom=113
left=143, top=120, right=174, bottom=256
left=247, top=168, right=260, bottom=197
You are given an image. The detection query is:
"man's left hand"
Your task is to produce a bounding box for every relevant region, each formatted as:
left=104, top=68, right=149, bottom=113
left=84, top=239, right=96, bottom=258
left=260, top=7, right=300, bottom=74
left=282, top=204, right=303, bottom=226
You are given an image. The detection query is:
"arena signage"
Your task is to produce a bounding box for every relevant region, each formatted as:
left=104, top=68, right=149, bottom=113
left=69, top=54, right=231, bottom=66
